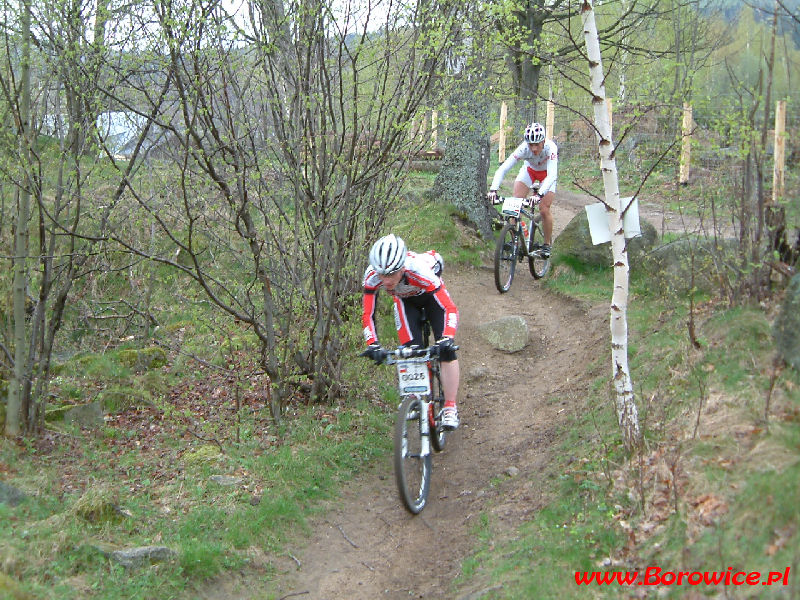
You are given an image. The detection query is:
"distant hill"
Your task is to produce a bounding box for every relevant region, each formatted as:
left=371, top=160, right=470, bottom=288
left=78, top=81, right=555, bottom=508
left=702, top=0, right=798, bottom=20
left=700, top=0, right=800, bottom=47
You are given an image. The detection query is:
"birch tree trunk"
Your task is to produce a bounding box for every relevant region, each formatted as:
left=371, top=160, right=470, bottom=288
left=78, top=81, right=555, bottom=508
left=581, top=0, right=641, bottom=451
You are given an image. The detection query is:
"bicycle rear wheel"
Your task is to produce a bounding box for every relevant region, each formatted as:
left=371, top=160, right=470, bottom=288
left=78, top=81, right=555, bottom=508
left=394, top=396, right=431, bottom=514
left=494, top=222, right=518, bottom=293
left=528, top=220, right=551, bottom=279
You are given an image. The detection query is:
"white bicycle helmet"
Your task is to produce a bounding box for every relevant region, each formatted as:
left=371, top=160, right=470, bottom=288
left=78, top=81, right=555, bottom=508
left=369, top=234, right=407, bottom=275
left=524, top=122, right=545, bottom=144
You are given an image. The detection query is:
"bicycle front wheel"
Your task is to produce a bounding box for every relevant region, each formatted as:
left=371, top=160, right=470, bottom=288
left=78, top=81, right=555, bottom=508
left=494, top=222, right=519, bottom=293
left=528, top=221, right=551, bottom=279
left=394, top=396, right=431, bottom=514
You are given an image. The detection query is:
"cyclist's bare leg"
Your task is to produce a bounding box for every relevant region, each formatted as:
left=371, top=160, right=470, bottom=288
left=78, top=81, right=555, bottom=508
left=441, top=359, right=460, bottom=408
left=540, top=191, right=555, bottom=245
left=512, top=180, right=530, bottom=199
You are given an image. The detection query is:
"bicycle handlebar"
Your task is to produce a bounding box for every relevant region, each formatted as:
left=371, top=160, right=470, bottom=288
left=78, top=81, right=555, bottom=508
left=359, top=343, right=460, bottom=365
left=491, top=195, right=541, bottom=207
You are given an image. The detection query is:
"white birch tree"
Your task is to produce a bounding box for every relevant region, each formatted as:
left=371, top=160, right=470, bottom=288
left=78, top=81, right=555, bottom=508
left=581, top=0, right=640, bottom=451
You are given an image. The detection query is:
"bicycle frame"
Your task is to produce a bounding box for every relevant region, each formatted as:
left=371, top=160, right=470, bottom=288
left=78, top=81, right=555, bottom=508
left=499, top=196, right=543, bottom=260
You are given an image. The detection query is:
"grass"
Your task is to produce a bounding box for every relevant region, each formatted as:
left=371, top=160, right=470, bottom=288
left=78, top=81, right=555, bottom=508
left=1, top=389, right=394, bottom=599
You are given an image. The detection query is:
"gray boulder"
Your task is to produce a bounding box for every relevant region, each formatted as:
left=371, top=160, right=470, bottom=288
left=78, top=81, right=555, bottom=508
left=89, top=541, right=177, bottom=569
left=0, top=481, right=27, bottom=506
left=644, top=238, right=739, bottom=295
left=556, top=209, right=658, bottom=269
left=477, top=316, right=529, bottom=353
left=63, top=401, right=104, bottom=428
left=110, top=546, right=177, bottom=569
left=774, top=273, right=800, bottom=370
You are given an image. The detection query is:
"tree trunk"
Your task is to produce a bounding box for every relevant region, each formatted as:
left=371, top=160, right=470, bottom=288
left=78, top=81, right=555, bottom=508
left=432, top=21, right=495, bottom=238
left=581, top=0, right=641, bottom=451
left=432, top=77, right=495, bottom=238
left=7, top=0, right=32, bottom=437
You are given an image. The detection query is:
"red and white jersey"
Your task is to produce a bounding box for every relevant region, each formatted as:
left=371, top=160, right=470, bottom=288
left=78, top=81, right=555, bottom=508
left=491, top=139, right=558, bottom=195
left=361, top=250, right=458, bottom=345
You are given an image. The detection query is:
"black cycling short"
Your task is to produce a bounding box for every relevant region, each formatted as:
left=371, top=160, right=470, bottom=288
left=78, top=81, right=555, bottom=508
left=399, top=293, right=457, bottom=362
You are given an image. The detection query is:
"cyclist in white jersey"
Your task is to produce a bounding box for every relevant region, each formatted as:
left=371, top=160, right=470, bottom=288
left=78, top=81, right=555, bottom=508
left=488, top=122, right=557, bottom=257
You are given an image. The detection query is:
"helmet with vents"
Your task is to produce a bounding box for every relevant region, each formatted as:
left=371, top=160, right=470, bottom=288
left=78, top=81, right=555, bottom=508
left=369, top=234, right=407, bottom=275
left=524, top=122, right=545, bottom=144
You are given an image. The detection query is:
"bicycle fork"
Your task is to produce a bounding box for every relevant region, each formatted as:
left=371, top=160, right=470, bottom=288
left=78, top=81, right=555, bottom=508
left=405, top=396, right=431, bottom=458
left=419, top=399, right=431, bottom=457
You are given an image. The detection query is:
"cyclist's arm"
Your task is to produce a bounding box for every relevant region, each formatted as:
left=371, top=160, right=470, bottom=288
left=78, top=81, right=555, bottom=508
left=435, top=286, right=459, bottom=338
left=538, top=142, right=558, bottom=195
left=362, top=269, right=381, bottom=345
left=362, top=289, right=379, bottom=345
left=490, top=142, right=526, bottom=191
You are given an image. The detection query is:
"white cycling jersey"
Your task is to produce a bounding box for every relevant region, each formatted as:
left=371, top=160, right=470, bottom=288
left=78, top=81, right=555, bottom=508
left=491, top=139, right=558, bottom=196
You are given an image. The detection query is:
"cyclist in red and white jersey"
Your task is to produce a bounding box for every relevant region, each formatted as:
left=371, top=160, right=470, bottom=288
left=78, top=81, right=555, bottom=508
left=361, top=234, right=461, bottom=430
left=488, top=122, right=557, bottom=257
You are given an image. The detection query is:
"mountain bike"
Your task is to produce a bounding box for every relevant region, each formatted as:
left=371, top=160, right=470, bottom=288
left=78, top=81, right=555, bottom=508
left=491, top=192, right=551, bottom=293
left=360, top=310, right=453, bottom=514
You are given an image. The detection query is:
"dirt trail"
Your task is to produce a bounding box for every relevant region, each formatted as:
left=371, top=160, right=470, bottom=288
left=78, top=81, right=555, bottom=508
left=210, top=191, right=613, bottom=600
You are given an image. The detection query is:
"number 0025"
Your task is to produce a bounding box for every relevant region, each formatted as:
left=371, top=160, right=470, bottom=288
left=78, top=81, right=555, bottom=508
left=396, top=361, right=430, bottom=395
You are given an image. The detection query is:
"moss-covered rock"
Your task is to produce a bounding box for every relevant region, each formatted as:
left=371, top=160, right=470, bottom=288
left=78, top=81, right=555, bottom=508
left=97, top=386, right=152, bottom=414
left=117, top=349, right=138, bottom=369
left=49, top=362, right=68, bottom=376
left=63, top=401, right=104, bottom=428
left=45, top=405, right=70, bottom=422
left=183, top=444, right=223, bottom=465
left=118, top=346, right=167, bottom=373
left=0, top=481, right=27, bottom=506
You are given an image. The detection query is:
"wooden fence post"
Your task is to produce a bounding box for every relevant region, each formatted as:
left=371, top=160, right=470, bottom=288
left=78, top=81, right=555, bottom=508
left=419, top=111, right=428, bottom=144
left=772, top=99, right=786, bottom=204
left=431, top=111, right=438, bottom=149
left=679, top=103, right=692, bottom=185
left=498, top=101, right=508, bottom=162
left=546, top=100, right=554, bottom=140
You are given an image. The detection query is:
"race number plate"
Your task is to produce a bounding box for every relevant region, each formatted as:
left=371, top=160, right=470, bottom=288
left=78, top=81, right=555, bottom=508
left=501, top=197, right=523, bottom=217
left=396, top=360, right=431, bottom=395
